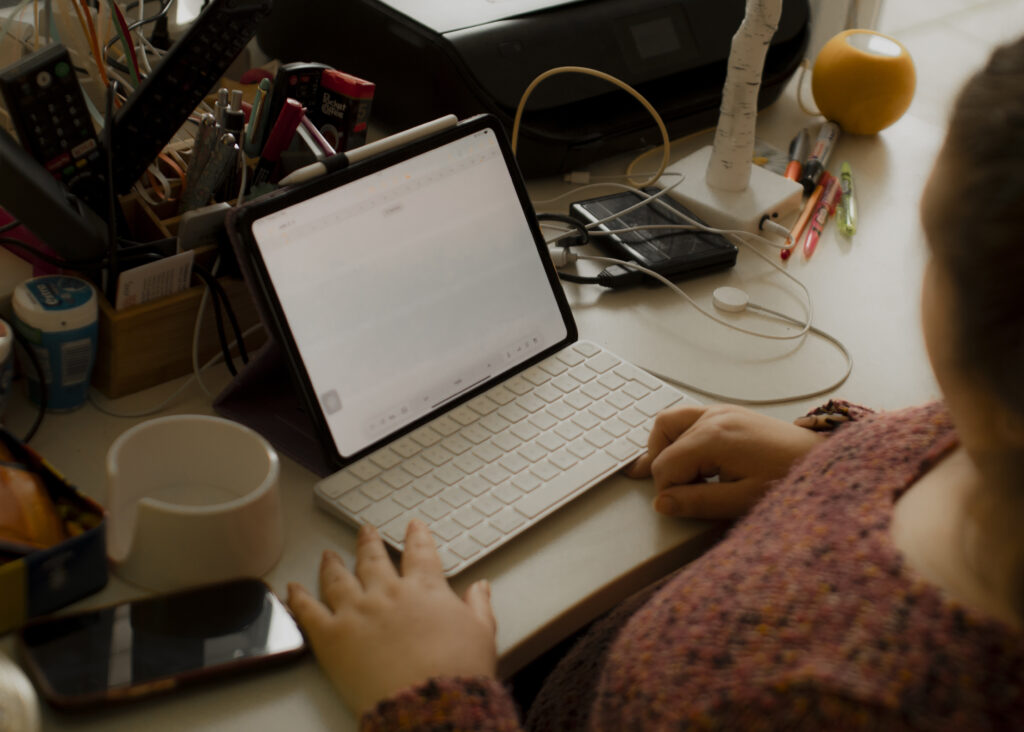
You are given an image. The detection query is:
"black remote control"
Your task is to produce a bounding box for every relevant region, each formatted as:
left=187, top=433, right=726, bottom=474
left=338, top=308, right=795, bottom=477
left=111, top=0, right=273, bottom=194
left=0, top=43, right=108, bottom=214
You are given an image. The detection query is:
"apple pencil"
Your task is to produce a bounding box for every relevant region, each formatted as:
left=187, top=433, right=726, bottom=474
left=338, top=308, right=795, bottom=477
left=278, top=114, right=459, bottom=186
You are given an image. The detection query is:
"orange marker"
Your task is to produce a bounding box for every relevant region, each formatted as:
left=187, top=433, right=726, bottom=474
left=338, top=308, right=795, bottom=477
left=784, top=128, right=810, bottom=182
left=780, top=172, right=829, bottom=261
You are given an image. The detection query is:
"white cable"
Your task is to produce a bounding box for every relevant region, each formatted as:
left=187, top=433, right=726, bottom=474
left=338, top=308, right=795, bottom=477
left=89, top=323, right=264, bottom=418
left=531, top=172, right=684, bottom=208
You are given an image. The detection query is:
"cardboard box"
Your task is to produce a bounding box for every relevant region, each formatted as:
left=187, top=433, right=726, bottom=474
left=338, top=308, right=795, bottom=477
left=0, top=429, right=107, bottom=634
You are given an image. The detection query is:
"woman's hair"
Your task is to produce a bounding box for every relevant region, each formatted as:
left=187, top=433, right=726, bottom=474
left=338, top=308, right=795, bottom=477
left=924, top=34, right=1024, bottom=418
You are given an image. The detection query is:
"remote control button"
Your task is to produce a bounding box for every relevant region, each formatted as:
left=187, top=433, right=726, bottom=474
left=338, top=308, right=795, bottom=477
left=36, top=71, right=51, bottom=87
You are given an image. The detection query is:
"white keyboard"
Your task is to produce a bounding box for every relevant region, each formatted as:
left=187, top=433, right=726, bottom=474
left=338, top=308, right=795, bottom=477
left=314, top=341, right=693, bottom=575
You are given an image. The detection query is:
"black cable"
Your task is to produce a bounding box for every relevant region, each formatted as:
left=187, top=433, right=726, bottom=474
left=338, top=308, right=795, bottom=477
left=190, top=264, right=237, bottom=376
left=105, top=80, right=120, bottom=305
left=535, top=212, right=589, bottom=247
left=11, top=328, right=47, bottom=444
left=0, top=219, right=20, bottom=235
left=196, top=265, right=249, bottom=366
left=556, top=271, right=601, bottom=284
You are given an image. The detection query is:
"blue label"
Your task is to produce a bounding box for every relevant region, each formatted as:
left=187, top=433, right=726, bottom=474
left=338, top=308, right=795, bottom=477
left=25, top=276, right=94, bottom=312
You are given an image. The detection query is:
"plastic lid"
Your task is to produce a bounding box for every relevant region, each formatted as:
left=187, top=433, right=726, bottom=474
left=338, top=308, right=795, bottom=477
left=12, top=276, right=97, bottom=333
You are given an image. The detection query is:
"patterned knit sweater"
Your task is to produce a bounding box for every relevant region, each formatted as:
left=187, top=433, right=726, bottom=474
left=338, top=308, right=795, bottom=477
left=362, top=402, right=1024, bottom=730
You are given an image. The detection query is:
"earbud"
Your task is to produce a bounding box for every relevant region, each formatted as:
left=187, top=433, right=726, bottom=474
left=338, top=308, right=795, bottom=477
left=712, top=287, right=750, bottom=312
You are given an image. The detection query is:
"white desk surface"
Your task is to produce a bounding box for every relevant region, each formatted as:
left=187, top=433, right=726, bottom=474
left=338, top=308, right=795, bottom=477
left=5, top=3, right=1021, bottom=727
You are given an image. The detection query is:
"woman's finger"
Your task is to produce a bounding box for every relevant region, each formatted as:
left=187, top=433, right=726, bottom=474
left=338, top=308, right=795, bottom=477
left=464, top=579, right=497, bottom=636
left=319, top=550, right=362, bottom=611
left=654, top=477, right=765, bottom=519
left=354, top=524, right=398, bottom=588
left=400, top=519, right=444, bottom=578
left=287, top=582, right=334, bottom=638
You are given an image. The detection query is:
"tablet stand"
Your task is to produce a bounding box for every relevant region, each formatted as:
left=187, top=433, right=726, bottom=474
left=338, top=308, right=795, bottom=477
left=213, top=339, right=336, bottom=477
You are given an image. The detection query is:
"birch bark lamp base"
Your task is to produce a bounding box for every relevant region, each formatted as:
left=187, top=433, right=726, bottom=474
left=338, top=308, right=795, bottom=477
left=658, top=145, right=804, bottom=234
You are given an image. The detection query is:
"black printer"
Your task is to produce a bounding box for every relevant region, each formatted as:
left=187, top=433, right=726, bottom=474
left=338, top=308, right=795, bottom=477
left=257, top=0, right=810, bottom=176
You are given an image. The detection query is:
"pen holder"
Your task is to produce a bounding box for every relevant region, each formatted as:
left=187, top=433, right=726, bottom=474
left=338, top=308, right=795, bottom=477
left=105, top=415, right=284, bottom=592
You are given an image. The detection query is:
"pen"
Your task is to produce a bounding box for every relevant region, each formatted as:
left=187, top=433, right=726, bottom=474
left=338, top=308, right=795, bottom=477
left=799, top=121, right=841, bottom=194
left=784, top=128, right=810, bottom=182
left=244, top=78, right=272, bottom=157
left=182, top=113, right=217, bottom=211
left=781, top=174, right=828, bottom=261
left=299, top=115, right=336, bottom=157
left=836, top=161, right=857, bottom=236
left=277, top=114, right=460, bottom=186
left=250, top=98, right=305, bottom=187
left=803, top=173, right=842, bottom=259
left=214, top=87, right=229, bottom=128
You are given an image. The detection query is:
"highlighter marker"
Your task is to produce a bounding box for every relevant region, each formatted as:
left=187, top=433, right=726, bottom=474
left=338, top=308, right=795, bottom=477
left=803, top=174, right=842, bottom=259
left=799, top=121, right=840, bottom=194
left=836, top=161, right=857, bottom=236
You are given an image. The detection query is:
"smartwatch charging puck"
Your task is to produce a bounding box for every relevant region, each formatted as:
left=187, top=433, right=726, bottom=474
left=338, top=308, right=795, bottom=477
left=712, top=287, right=750, bottom=312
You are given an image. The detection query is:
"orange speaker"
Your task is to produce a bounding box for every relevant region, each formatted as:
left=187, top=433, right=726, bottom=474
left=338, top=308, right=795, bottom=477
left=812, top=29, right=916, bottom=135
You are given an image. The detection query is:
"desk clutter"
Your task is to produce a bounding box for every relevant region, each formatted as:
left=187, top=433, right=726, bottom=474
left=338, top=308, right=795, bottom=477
left=0, top=0, right=377, bottom=411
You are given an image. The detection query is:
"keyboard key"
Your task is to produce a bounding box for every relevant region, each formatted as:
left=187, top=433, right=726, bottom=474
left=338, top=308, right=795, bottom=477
left=571, top=411, right=600, bottom=431
left=481, top=413, right=510, bottom=433
left=586, top=351, right=621, bottom=373
left=434, top=464, right=465, bottom=486
left=370, top=447, right=401, bottom=470
left=628, top=427, right=649, bottom=447
left=606, top=391, right=633, bottom=410
left=552, top=374, right=579, bottom=393
left=565, top=391, right=592, bottom=411
left=382, top=515, right=414, bottom=544
left=607, top=439, right=641, bottom=462
left=467, top=395, right=499, bottom=415
left=549, top=449, right=579, bottom=470
left=360, top=479, right=391, bottom=501
left=470, top=524, right=502, bottom=547
left=556, top=349, right=585, bottom=367
left=522, top=367, right=550, bottom=385
left=488, top=385, right=517, bottom=405
left=498, top=404, right=528, bottom=423
left=567, top=439, right=596, bottom=460
left=439, top=548, right=461, bottom=572
left=348, top=459, right=381, bottom=482
left=623, top=381, right=650, bottom=400
left=434, top=518, right=462, bottom=541
left=491, top=509, right=526, bottom=534
left=414, top=475, right=446, bottom=497
left=454, top=506, right=485, bottom=529
left=394, top=486, right=425, bottom=509
left=423, top=446, right=454, bottom=466
left=531, top=460, right=560, bottom=482
left=547, top=402, right=574, bottom=421
left=515, top=451, right=617, bottom=519
left=420, top=498, right=451, bottom=521
left=440, top=486, right=473, bottom=508
left=403, top=456, right=433, bottom=477
left=512, top=472, right=541, bottom=492
left=505, top=376, right=533, bottom=395
left=599, top=372, right=626, bottom=391
left=632, top=368, right=665, bottom=391
left=573, top=341, right=601, bottom=357
left=581, top=382, right=609, bottom=400
left=535, top=384, right=562, bottom=403
left=494, top=483, right=523, bottom=505
left=603, top=418, right=630, bottom=437
left=410, top=426, right=442, bottom=447
left=515, top=394, right=545, bottom=413
left=512, top=422, right=541, bottom=441
left=460, top=475, right=491, bottom=496
left=441, top=434, right=473, bottom=455
left=518, top=443, right=548, bottom=462
left=392, top=437, right=421, bottom=458
left=319, top=470, right=360, bottom=498
left=461, top=424, right=491, bottom=444
left=569, top=364, right=599, bottom=384
left=585, top=428, right=614, bottom=448
left=381, top=468, right=414, bottom=489
left=492, top=431, right=522, bottom=451
left=360, top=499, right=403, bottom=528
left=473, top=442, right=503, bottom=463
left=637, top=389, right=684, bottom=417
left=618, top=407, right=646, bottom=427
left=431, top=416, right=461, bottom=436
left=481, top=463, right=511, bottom=485
left=554, top=422, right=583, bottom=441
left=589, top=401, right=617, bottom=420
left=450, top=536, right=483, bottom=560
left=473, top=494, right=504, bottom=516
left=530, top=412, right=558, bottom=431
left=454, top=454, right=485, bottom=474
left=450, top=406, right=479, bottom=425
left=337, top=489, right=371, bottom=514
left=538, top=432, right=565, bottom=452
left=499, top=453, right=529, bottom=474
left=539, top=359, right=568, bottom=376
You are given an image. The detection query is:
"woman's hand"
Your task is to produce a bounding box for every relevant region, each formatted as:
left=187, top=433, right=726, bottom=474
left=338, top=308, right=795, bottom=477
left=287, top=520, right=497, bottom=717
left=626, top=405, right=825, bottom=518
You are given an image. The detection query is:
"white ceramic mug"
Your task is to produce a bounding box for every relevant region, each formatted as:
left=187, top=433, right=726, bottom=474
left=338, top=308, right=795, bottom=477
left=106, top=415, right=283, bottom=592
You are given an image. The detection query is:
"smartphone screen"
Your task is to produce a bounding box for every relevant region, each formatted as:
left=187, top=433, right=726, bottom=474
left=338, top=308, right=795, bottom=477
left=17, top=578, right=306, bottom=708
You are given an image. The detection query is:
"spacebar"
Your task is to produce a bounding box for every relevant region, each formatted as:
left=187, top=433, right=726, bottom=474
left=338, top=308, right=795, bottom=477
left=515, top=452, right=619, bottom=519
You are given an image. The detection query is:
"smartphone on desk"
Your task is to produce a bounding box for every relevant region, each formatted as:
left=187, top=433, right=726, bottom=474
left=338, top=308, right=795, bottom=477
left=16, top=578, right=307, bottom=709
